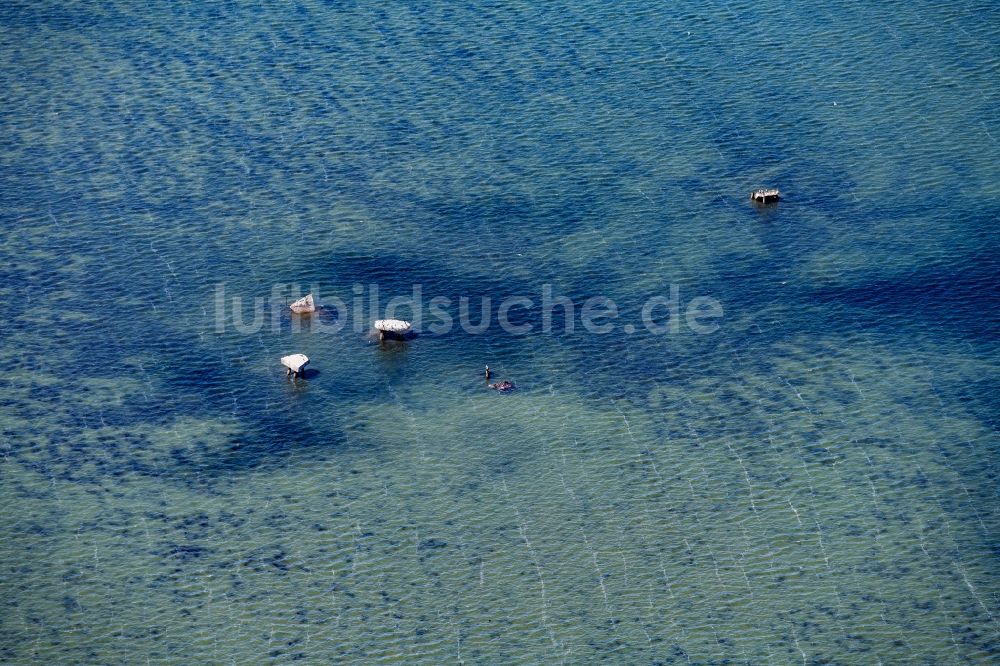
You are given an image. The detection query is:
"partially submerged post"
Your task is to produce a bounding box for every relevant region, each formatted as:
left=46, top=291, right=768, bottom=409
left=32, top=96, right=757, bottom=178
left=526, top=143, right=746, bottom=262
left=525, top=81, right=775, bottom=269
left=374, top=319, right=412, bottom=341
left=289, top=294, right=316, bottom=314
left=281, top=353, right=309, bottom=377
left=750, top=188, right=780, bottom=204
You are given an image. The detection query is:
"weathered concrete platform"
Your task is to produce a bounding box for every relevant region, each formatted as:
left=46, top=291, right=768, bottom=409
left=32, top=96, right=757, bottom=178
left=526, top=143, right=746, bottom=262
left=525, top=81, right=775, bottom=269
left=281, top=353, right=309, bottom=377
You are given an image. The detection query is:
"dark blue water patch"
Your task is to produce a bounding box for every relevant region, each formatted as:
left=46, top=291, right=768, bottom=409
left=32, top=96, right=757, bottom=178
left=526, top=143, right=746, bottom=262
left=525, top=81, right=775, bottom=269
left=808, top=257, right=1000, bottom=339
left=9, top=210, right=995, bottom=464
left=417, top=538, right=447, bottom=550
left=0, top=367, right=347, bottom=487
left=295, top=249, right=564, bottom=301
left=187, top=427, right=342, bottom=481
left=0, top=1, right=118, bottom=32
left=932, top=367, right=1000, bottom=434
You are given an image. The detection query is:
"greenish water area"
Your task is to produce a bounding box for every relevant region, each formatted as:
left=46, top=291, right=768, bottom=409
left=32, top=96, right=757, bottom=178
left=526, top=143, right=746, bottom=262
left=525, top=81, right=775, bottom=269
left=2, top=0, right=998, bottom=663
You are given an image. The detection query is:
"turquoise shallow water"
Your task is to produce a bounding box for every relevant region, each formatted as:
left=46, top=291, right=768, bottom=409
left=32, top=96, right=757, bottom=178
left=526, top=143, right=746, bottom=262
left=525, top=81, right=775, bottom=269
left=1, top=0, right=999, bottom=663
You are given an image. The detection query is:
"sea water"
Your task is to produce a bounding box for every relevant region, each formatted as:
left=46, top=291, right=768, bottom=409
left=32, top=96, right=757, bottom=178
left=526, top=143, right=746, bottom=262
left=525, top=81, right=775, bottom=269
left=1, top=0, right=997, bottom=662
